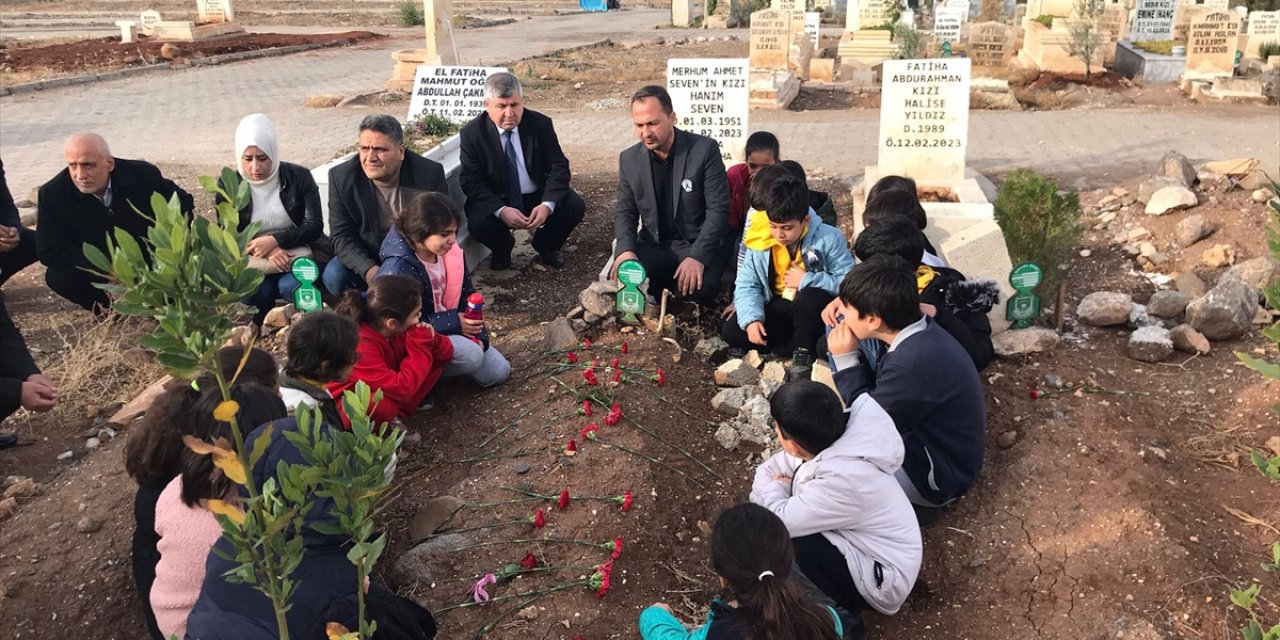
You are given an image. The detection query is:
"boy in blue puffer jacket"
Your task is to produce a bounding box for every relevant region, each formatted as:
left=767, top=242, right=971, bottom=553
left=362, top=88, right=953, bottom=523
left=721, top=172, right=854, bottom=381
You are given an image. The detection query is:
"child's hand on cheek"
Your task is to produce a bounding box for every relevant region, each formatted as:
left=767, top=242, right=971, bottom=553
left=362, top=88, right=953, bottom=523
left=827, top=322, right=859, bottom=356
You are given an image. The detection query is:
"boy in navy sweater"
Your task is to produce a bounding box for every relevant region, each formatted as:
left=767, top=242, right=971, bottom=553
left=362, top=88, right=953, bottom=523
left=827, top=256, right=986, bottom=523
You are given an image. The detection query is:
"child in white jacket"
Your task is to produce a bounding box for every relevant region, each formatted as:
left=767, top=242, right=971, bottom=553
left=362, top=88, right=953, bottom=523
left=750, top=381, right=922, bottom=629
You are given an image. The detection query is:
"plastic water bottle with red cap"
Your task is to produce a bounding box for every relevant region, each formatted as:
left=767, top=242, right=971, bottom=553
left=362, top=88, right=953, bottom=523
left=463, top=293, right=485, bottom=345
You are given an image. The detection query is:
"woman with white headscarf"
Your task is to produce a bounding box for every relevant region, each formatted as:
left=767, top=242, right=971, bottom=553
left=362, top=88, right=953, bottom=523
left=225, top=113, right=328, bottom=327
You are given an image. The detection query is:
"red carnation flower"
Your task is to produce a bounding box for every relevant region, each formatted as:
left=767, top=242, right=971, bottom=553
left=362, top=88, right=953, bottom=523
left=566, top=439, right=578, bottom=453
left=520, top=552, right=538, bottom=570
left=557, top=489, right=571, bottom=511
left=584, top=338, right=593, bottom=349
left=583, top=368, right=598, bottom=386
left=610, top=369, right=623, bottom=384
left=608, top=537, right=624, bottom=560
left=580, top=400, right=593, bottom=416
left=1030, top=388, right=1040, bottom=400
left=531, top=508, right=546, bottom=528
left=653, top=367, right=666, bottom=386
left=610, top=358, right=620, bottom=369
left=621, top=342, right=629, bottom=355
left=580, top=424, right=600, bottom=440
left=566, top=352, right=578, bottom=364
left=616, top=491, right=633, bottom=512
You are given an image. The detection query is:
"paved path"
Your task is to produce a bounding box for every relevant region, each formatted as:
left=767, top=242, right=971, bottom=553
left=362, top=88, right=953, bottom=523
left=2, top=7, right=1277, bottom=199
left=0, top=8, right=672, bottom=196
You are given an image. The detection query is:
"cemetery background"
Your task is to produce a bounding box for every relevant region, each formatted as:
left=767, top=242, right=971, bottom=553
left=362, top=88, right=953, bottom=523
left=0, top=3, right=1278, bottom=639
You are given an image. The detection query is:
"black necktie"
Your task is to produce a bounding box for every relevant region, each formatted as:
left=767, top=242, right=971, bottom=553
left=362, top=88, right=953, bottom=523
left=502, top=130, right=523, bottom=210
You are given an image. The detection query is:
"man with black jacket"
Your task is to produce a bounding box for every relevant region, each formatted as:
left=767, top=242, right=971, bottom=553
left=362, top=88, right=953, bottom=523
left=37, top=133, right=194, bottom=314
left=1, top=294, right=58, bottom=449
left=0, top=160, right=38, bottom=287
left=459, top=72, right=585, bottom=270
left=323, top=114, right=449, bottom=293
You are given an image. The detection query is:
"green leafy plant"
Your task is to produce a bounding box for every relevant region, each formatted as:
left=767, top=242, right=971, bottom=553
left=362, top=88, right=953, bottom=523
left=1133, top=39, right=1176, bottom=55
left=1033, top=14, right=1056, bottom=27
left=1260, top=41, right=1280, bottom=60
left=406, top=113, right=458, bottom=140
left=706, top=0, right=718, bottom=17
left=1236, top=177, right=1280, bottom=416
left=993, top=169, right=1083, bottom=295
left=727, top=0, right=768, bottom=28
left=891, top=22, right=924, bottom=58
left=885, top=0, right=905, bottom=26
left=398, top=0, right=425, bottom=26
left=1066, top=0, right=1106, bottom=78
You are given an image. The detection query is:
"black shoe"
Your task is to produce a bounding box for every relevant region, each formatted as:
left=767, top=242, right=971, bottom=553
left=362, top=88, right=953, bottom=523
left=0, top=432, right=17, bottom=450
left=788, top=348, right=815, bottom=382
left=536, top=250, right=565, bottom=269
left=488, top=253, right=512, bottom=270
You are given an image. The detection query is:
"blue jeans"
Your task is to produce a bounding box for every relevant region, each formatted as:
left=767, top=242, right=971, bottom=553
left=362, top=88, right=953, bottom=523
left=246, top=272, right=301, bottom=325
left=322, top=259, right=368, bottom=295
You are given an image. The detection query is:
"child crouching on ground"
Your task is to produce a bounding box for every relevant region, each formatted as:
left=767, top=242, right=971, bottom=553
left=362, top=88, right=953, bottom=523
left=864, top=174, right=945, bottom=267
left=750, top=380, right=922, bottom=635
left=379, top=192, right=511, bottom=389
left=827, top=256, right=987, bottom=523
left=279, top=309, right=360, bottom=426
left=723, top=172, right=853, bottom=381
left=639, top=502, right=844, bottom=640
left=330, top=274, right=453, bottom=440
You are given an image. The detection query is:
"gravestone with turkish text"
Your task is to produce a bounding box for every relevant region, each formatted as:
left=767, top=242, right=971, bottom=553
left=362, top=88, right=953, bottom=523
left=1246, top=10, right=1279, bottom=57
left=878, top=58, right=972, bottom=185
left=196, top=0, right=234, bottom=23
left=140, top=10, right=161, bottom=34
left=750, top=9, right=791, bottom=69
left=944, top=0, right=971, bottom=21
left=859, top=0, right=891, bottom=28
left=407, top=66, right=507, bottom=124
left=1131, top=0, right=1176, bottom=41
left=667, top=59, right=750, bottom=165
left=1173, top=1, right=1206, bottom=42
left=805, top=11, right=822, bottom=47
left=1186, top=10, right=1239, bottom=74
left=934, top=8, right=965, bottom=47
left=968, top=22, right=1013, bottom=72
left=772, top=0, right=806, bottom=30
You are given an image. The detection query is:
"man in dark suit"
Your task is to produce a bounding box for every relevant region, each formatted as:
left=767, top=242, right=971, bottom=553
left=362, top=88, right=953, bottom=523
left=459, top=72, right=585, bottom=270
left=324, top=114, right=449, bottom=293
left=37, top=133, right=194, bottom=314
left=0, top=160, right=38, bottom=288
left=1, top=293, right=58, bottom=449
left=612, top=85, right=730, bottom=306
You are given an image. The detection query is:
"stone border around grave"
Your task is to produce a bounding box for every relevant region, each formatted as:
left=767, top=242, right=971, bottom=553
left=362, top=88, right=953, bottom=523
left=1113, top=40, right=1186, bottom=84
left=1, top=39, right=355, bottom=97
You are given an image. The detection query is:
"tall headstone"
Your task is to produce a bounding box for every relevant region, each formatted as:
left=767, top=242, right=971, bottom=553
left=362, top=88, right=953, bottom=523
left=1099, top=3, right=1130, bottom=41
left=773, top=0, right=806, bottom=30
left=878, top=58, right=972, bottom=185
left=944, top=0, right=971, bottom=22
left=423, top=0, right=458, bottom=65
left=934, top=8, right=965, bottom=48
left=750, top=9, right=791, bottom=69
left=1131, top=0, right=1176, bottom=41
left=805, top=11, right=822, bottom=47
left=667, top=59, right=751, bottom=164
left=196, top=0, right=234, bottom=23
left=968, top=22, right=1013, bottom=72
left=1186, top=10, right=1240, bottom=74
left=673, top=0, right=695, bottom=27
left=1245, top=10, right=1279, bottom=57
left=407, top=66, right=507, bottom=124
left=847, top=0, right=891, bottom=29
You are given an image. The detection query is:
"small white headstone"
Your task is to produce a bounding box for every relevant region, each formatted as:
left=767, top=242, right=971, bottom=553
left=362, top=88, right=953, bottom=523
left=944, top=0, right=971, bottom=22
left=1130, top=0, right=1176, bottom=41
left=804, top=12, right=822, bottom=48
left=140, top=10, right=161, bottom=35
left=934, top=8, right=965, bottom=47
left=878, top=58, right=972, bottom=185
left=406, top=66, right=507, bottom=124
left=1246, top=10, right=1279, bottom=58
left=196, top=0, right=234, bottom=23
left=668, top=59, right=751, bottom=165
left=772, top=0, right=806, bottom=30
left=750, top=8, right=792, bottom=69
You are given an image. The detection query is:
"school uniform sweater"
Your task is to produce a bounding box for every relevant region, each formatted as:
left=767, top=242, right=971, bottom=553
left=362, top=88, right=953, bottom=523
left=833, top=317, right=987, bottom=506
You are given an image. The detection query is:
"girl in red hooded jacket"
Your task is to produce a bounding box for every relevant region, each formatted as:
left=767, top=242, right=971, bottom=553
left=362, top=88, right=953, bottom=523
left=328, top=274, right=452, bottom=441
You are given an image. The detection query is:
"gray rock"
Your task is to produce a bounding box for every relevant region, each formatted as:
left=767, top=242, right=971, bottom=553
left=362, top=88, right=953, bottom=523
left=1144, top=186, right=1198, bottom=215
left=579, top=284, right=614, bottom=318
left=1146, top=290, right=1191, bottom=319
left=1201, top=243, right=1236, bottom=268
left=1175, top=271, right=1207, bottom=298
left=712, top=387, right=750, bottom=415
left=1221, top=256, right=1278, bottom=292
left=715, top=359, right=760, bottom=387
left=56, top=451, right=73, bottom=461
left=1253, top=188, right=1272, bottom=203
left=996, top=430, right=1019, bottom=449
left=759, top=378, right=783, bottom=399
left=1174, top=214, right=1212, bottom=247
left=393, top=533, right=470, bottom=586
left=75, top=516, right=102, bottom=533
left=760, top=361, right=787, bottom=384
left=582, top=311, right=603, bottom=324
left=1169, top=323, right=1211, bottom=354
left=1157, top=150, right=1197, bottom=187
left=1076, top=291, right=1133, bottom=326
left=1185, top=277, right=1258, bottom=340
left=513, top=463, right=531, bottom=475
left=407, top=496, right=465, bottom=541
left=992, top=328, right=1061, bottom=357
left=743, top=350, right=764, bottom=369
left=1127, top=304, right=1160, bottom=329
left=1127, top=326, right=1173, bottom=362
left=542, top=317, right=578, bottom=352
left=736, top=396, right=774, bottom=444
left=714, top=424, right=742, bottom=450
left=1137, top=176, right=1186, bottom=203
left=570, top=318, right=588, bottom=333
left=694, top=336, right=729, bottom=358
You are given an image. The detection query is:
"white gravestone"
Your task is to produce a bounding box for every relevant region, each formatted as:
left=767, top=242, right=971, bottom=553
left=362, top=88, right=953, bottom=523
left=1130, top=0, right=1176, bottom=41
left=878, top=58, right=972, bottom=185
left=805, top=12, right=822, bottom=47
left=407, top=66, right=508, bottom=124
left=140, top=10, right=161, bottom=35
left=1246, top=11, right=1279, bottom=57
left=934, top=8, right=965, bottom=47
left=944, top=0, right=971, bottom=22
left=668, top=59, right=750, bottom=164
left=197, top=0, right=234, bottom=23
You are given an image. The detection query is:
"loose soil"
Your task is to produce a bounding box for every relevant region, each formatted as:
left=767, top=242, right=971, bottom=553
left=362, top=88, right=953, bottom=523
left=0, top=31, right=384, bottom=85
